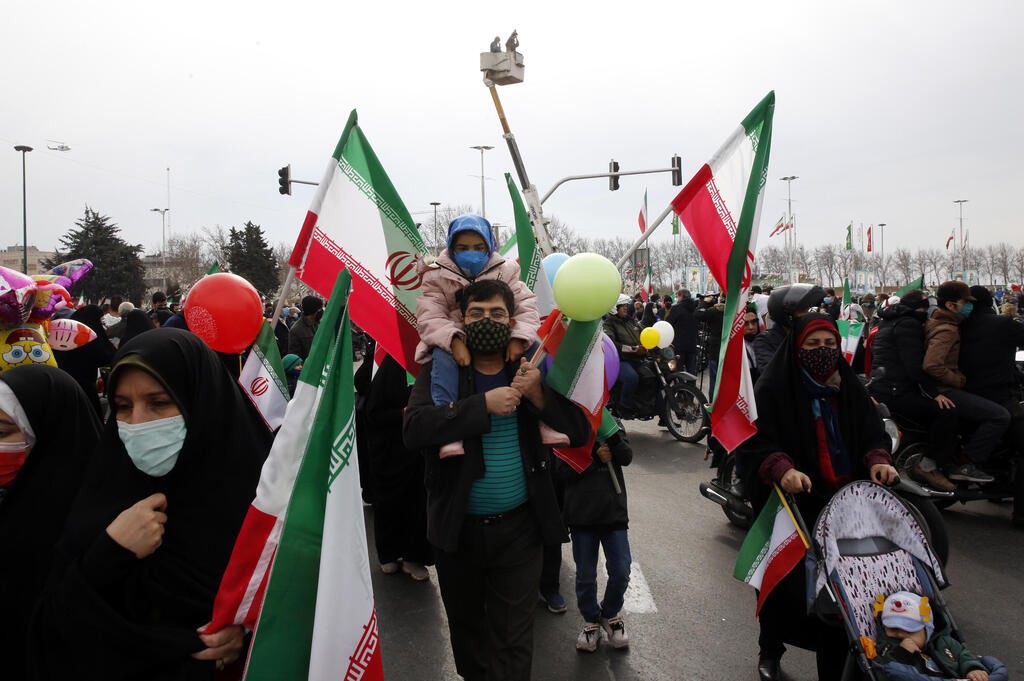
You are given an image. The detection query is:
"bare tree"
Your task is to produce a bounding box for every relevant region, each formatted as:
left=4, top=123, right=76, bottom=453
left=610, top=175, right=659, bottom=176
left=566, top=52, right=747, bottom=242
left=1012, top=247, right=1024, bottom=285
left=201, top=225, right=231, bottom=267
left=164, top=233, right=208, bottom=288
left=893, top=248, right=914, bottom=287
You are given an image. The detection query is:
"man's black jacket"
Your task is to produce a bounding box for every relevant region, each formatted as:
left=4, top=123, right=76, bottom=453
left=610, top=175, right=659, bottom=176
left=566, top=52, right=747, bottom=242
left=666, top=303, right=697, bottom=353
left=868, top=304, right=938, bottom=399
left=403, top=359, right=590, bottom=553
left=960, top=309, right=1024, bottom=404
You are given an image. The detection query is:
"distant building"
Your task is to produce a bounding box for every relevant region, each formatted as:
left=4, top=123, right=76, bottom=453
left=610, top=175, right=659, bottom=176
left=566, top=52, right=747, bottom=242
left=142, top=253, right=168, bottom=293
left=0, top=244, right=55, bottom=275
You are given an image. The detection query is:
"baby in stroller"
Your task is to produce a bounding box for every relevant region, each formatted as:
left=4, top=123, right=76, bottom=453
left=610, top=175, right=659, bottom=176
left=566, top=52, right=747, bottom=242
left=808, top=481, right=1010, bottom=681
left=872, top=591, right=1007, bottom=681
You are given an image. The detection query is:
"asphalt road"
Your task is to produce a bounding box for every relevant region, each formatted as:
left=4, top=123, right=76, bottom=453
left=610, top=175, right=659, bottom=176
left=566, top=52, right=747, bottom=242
left=368, top=418, right=1024, bottom=681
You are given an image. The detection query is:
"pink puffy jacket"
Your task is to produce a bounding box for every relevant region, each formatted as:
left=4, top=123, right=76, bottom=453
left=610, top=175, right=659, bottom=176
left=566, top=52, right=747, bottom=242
left=414, top=250, right=540, bottom=364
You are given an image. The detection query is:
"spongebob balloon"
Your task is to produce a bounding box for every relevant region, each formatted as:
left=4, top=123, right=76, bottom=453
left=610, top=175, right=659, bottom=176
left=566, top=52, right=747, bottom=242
left=0, top=325, right=57, bottom=371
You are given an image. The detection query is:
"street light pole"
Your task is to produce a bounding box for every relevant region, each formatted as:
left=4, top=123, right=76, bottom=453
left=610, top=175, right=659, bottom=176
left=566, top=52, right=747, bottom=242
left=877, top=223, right=886, bottom=286
left=470, top=145, right=494, bottom=218
left=150, top=208, right=169, bottom=293
left=14, top=145, right=33, bottom=274
left=430, top=201, right=441, bottom=252
left=780, top=176, right=798, bottom=282
left=953, top=199, right=968, bottom=274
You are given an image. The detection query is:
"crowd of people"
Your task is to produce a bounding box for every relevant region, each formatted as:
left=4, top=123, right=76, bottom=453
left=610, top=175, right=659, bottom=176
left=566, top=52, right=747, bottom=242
left=1, top=215, right=1021, bottom=680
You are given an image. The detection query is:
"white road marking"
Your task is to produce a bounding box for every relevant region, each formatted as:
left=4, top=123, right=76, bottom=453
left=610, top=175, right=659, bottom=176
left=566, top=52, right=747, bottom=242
left=594, top=553, right=658, bottom=614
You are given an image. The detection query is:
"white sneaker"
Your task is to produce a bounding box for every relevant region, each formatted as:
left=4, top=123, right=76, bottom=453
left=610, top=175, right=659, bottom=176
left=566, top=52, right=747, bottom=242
left=380, top=561, right=399, bottom=574
left=600, top=616, right=629, bottom=649
left=402, top=561, right=429, bottom=581
left=576, top=623, right=604, bottom=652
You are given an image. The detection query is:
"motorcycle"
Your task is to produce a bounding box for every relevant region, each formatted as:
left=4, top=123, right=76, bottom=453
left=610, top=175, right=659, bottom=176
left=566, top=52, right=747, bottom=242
left=699, top=396, right=950, bottom=565
left=608, top=347, right=709, bottom=444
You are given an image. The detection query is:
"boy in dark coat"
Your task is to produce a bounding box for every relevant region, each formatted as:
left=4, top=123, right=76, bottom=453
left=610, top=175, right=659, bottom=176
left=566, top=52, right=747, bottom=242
left=557, top=423, right=634, bottom=653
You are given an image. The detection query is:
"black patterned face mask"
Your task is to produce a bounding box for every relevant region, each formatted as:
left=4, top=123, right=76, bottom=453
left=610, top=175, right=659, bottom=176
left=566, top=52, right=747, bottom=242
left=465, top=318, right=511, bottom=355
left=798, top=346, right=841, bottom=382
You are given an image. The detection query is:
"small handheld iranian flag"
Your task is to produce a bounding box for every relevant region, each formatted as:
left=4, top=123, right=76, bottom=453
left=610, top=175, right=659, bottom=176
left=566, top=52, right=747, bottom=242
left=837, top=278, right=865, bottom=364
left=734, top=484, right=810, bottom=616
left=671, top=91, right=775, bottom=451
left=288, top=109, right=425, bottom=374
left=238, top=321, right=290, bottom=430
left=895, top=276, right=924, bottom=297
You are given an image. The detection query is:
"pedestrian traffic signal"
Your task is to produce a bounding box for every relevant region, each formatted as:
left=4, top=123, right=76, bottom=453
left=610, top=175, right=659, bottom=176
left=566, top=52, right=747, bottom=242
left=278, top=165, right=291, bottom=195
left=671, top=155, right=682, bottom=186
left=609, top=160, right=620, bottom=191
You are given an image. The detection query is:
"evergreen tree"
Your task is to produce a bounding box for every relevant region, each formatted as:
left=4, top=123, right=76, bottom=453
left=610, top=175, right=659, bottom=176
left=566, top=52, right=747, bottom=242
left=46, top=206, right=146, bottom=303
left=227, top=221, right=280, bottom=296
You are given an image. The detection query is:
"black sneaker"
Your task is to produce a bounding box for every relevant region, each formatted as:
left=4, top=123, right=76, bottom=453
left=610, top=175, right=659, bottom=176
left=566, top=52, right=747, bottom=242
left=539, top=591, right=567, bottom=614
left=948, top=464, right=996, bottom=484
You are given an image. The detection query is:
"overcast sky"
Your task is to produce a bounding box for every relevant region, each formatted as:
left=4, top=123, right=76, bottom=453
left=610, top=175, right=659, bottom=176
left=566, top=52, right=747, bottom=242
left=3, top=0, right=1021, bottom=262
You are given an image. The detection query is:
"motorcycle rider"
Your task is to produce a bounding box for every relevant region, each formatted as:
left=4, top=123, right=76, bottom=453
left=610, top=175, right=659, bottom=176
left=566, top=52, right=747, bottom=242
left=868, top=290, right=958, bottom=491
left=961, top=285, right=1024, bottom=526
left=923, top=281, right=1009, bottom=483
left=605, top=295, right=646, bottom=419
left=751, top=284, right=826, bottom=373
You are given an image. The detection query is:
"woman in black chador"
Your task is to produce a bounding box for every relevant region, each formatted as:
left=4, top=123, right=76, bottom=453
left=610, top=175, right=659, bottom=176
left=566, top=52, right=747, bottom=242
left=739, top=313, right=898, bottom=681
left=28, top=328, right=273, bottom=680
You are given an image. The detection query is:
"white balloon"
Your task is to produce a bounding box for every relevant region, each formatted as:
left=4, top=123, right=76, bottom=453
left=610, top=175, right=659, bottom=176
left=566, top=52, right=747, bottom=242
left=653, top=320, right=675, bottom=348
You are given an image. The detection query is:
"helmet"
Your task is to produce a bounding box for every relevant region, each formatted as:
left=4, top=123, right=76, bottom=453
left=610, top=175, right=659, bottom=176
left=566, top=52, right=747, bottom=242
left=767, top=284, right=826, bottom=327
left=612, top=293, right=632, bottom=313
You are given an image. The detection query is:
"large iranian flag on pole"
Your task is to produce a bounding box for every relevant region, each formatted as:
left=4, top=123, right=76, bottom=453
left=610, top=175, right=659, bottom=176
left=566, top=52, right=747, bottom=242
left=210, top=271, right=383, bottom=681
left=671, top=91, right=775, bottom=451
left=288, top=109, right=425, bottom=374
left=505, top=173, right=555, bottom=316
left=734, top=485, right=809, bottom=616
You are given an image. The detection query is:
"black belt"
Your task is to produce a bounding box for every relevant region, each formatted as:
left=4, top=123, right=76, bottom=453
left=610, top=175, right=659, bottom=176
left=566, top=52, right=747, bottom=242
left=465, top=502, right=529, bottom=526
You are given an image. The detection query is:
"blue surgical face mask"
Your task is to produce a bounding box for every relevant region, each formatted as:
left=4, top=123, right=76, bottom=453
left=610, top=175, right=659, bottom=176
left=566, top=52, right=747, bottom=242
left=957, top=302, right=973, bottom=318
left=823, top=297, right=833, bottom=304
left=117, top=414, right=187, bottom=477
left=453, top=250, right=489, bottom=278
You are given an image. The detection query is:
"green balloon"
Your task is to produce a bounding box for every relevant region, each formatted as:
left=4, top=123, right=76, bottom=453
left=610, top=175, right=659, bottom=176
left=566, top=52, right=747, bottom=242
left=552, top=253, right=623, bottom=321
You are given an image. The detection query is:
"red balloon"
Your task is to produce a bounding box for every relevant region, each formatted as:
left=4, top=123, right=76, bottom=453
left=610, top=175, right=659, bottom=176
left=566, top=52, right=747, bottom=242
left=184, top=273, right=264, bottom=353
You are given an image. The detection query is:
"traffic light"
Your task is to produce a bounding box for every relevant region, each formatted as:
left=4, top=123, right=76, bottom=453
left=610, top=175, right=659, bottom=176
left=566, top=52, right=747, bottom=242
left=609, top=160, right=620, bottom=191
left=671, top=155, right=682, bottom=186
left=277, top=165, right=291, bottom=195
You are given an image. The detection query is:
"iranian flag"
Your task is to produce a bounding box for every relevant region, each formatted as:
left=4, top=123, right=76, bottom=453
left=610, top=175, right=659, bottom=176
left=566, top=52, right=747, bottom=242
left=209, top=271, right=383, bottom=681
left=640, top=263, right=652, bottom=303
left=895, top=276, right=924, bottom=297
left=734, top=484, right=809, bottom=616
left=638, top=188, right=648, bottom=233
left=238, top=321, right=290, bottom=430
left=768, top=215, right=785, bottom=237
left=288, top=109, right=425, bottom=374
left=535, top=310, right=613, bottom=472
left=837, top=279, right=864, bottom=365
left=505, top=173, right=555, bottom=316
left=671, top=91, right=775, bottom=451
left=845, top=223, right=853, bottom=250
left=867, top=225, right=873, bottom=252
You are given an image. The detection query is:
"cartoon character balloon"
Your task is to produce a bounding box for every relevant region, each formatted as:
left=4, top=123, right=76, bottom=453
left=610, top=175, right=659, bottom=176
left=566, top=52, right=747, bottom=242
left=0, top=266, right=38, bottom=326
left=28, top=279, right=72, bottom=324
left=45, top=259, right=93, bottom=290
left=47, top=318, right=98, bottom=351
left=0, top=325, right=57, bottom=371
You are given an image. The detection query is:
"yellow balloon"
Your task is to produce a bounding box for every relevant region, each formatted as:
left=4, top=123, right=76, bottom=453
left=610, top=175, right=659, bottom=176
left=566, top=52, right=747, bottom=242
left=640, top=327, right=660, bottom=350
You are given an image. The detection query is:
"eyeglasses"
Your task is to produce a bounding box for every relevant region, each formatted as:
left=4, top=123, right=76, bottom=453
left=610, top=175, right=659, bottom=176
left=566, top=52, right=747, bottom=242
left=465, top=308, right=509, bottom=322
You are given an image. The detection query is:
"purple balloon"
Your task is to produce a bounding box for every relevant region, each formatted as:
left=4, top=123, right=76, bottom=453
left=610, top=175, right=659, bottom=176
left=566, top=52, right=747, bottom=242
left=542, top=332, right=620, bottom=391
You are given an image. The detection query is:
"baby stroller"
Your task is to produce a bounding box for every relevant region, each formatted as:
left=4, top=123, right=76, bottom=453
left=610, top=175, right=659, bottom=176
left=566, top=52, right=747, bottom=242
left=806, top=480, right=958, bottom=680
